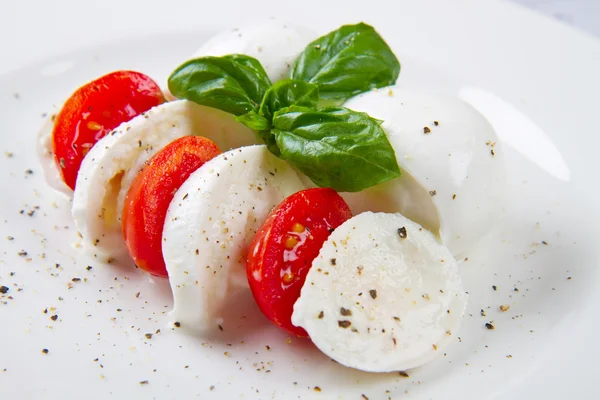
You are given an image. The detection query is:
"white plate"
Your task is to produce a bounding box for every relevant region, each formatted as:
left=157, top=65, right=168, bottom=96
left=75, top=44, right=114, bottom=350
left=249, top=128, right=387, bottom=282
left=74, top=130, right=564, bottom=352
left=2, top=0, right=600, bottom=399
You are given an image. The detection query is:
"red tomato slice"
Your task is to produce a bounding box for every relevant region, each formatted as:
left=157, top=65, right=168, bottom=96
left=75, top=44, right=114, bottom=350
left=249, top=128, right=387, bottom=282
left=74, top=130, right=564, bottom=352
left=122, top=136, right=221, bottom=277
left=246, top=188, right=352, bottom=337
left=52, top=70, right=165, bottom=190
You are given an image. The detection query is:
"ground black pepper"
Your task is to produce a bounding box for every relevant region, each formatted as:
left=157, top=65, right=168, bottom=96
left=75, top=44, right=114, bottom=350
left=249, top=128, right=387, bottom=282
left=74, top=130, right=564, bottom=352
left=397, top=227, right=407, bottom=239
left=338, top=320, right=351, bottom=328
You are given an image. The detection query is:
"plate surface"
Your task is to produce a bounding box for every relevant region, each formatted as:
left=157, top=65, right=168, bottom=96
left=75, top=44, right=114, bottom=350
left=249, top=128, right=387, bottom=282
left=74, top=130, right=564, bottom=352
left=1, top=0, right=600, bottom=399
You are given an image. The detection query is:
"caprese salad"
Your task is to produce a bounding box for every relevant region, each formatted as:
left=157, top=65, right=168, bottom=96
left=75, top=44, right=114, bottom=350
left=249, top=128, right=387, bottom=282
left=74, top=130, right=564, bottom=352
left=36, top=21, right=505, bottom=373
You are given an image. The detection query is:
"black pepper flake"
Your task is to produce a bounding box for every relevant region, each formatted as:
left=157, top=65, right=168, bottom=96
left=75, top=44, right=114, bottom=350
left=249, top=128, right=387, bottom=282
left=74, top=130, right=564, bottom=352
left=423, top=126, right=431, bottom=134
left=145, top=333, right=153, bottom=339
left=362, top=395, right=369, bottom=400
left=398, top=371, right=410, bottom=377
left=338, top=320, right=351, bottom=329
left=72, top=278, right=81, bottom=282
left=330, top=258, right=336, bottom=266
left=18, top=250, right=27, bottom=257
left=452, top=194, right=457, bottom=200
left=42, top=348, right=49, bottom=354
left=86, top=266, right=93, bottom=271
left=218, top=324, right=223, bottom=331
left=138, top=140, right=142, bottom=148
left=25, top=169, right=33, bottom=175
left=340, top=307, right=352, bottom=316
left=397, top=226, right=407, bottom=239
left=429, top=190, right=437, bottom=196
left=318, top=311, right=324, bottom=319
left=7, top=236, right=14, bottom=240
left=492, top=285, right=497, bottom=291
left=542, top=241, right=548, bottom=245
left=513, top=287, right=519, bottom=292
left=174, top=322, right=181, bottom=328
left=0, top=286, right=9, bottom=294
left=50, top=315, right=58, bottom=321
left=139, top=380, right=149, bottom=385
left=485, top=322, right=495, bottom=330
left=369, top=289, right=377, bottom=299
left=434, top=121, right=439, bottom=126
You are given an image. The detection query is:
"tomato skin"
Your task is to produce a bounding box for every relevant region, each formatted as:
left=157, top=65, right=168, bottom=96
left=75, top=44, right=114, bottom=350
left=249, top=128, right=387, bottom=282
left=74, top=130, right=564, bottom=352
left=246, top=188, right=352, bottom=337
left=122, top=136, right=221, bottom=277
left=52, top=70, right=165, bottom=190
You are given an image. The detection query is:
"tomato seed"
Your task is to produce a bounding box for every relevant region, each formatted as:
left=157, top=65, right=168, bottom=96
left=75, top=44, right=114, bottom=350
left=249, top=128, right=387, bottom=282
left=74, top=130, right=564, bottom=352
left=284, top=236, right=298, bottom=249
left=291, top=223, right=305, bottom=233
left=282, top=272, right=294, bottom=284
left=86, top=121, right=103, bottom=131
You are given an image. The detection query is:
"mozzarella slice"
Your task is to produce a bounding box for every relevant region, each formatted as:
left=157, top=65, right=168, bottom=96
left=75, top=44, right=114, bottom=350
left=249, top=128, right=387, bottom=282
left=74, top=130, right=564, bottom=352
left=292, top=212, right=467, bottom=373
left=72, top=100, right=259, bottom=260
left=343, top=86, right=506, bottom=256
left=36, top=103, right=72, bottom=196
left=193, top=21, right=315, bottom=82
left=162, top=145, right=304, bottom=333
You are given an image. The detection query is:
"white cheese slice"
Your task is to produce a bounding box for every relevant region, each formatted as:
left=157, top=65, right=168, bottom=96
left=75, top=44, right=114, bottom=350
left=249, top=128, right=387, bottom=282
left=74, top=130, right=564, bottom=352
left=162, top=145, right=304, bottom=333
left=35, top=103, right=72, bottom=196
left=292, top=211, right=467, bottom=372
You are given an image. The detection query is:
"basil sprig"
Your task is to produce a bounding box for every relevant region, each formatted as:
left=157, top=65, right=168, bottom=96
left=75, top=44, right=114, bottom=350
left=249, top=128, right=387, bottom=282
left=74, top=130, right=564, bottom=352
left=167, top=23, right=401, bottom=192
left=291, top=23, right=400, bottom=101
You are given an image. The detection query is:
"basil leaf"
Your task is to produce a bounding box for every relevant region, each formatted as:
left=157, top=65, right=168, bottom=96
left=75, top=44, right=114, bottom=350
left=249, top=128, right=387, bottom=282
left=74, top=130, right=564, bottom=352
left=259, top=79, right=319, bottom=122
left=291, top=23, right=400, bottom=101
left=168, top=54, right=272, bottom=117
left=272, top=106, right=400, bottom=192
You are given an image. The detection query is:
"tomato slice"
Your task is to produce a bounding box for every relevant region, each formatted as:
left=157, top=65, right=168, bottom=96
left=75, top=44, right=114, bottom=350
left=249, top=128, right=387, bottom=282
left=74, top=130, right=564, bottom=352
left=246, top=188, right=352, bottom=337
left=122, top=136, right=221, bottom=277
left=52, top=70, right=165, bottom=190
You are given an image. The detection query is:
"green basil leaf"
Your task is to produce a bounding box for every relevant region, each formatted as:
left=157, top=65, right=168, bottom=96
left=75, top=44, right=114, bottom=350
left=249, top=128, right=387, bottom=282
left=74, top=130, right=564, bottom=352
left=272, top=106, right=400, bottom=192
left=259, top=79, right=319, bottom=122
left=235, top=111, right=270, bottom=131
left=291, top=23, right=400, bottom=101
left=168, top=54, right=272, bottom=116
